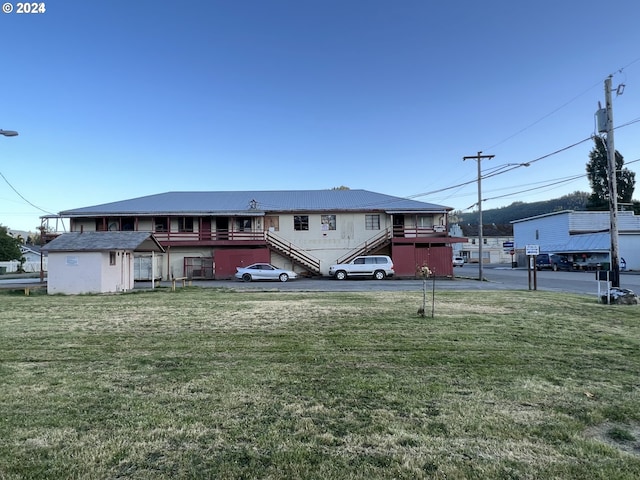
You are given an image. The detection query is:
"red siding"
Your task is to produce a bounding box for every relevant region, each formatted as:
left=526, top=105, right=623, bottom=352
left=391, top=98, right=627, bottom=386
left=215, top=248, right=270, bottom=279
left=392, top=245, right=453, bottom=277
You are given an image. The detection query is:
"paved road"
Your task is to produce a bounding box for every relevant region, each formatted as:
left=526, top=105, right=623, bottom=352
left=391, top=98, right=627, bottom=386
left=4, top=266, right=638, bottom=297
left=159, top=266, right=640, bottom=297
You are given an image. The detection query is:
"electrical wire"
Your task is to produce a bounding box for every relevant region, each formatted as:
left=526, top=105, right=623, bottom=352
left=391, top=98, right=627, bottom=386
left=0, top=170, right=55, bottom=215
left=482, top=174, right=586, bottom=204
left=482, top=56, right=640, bottom=152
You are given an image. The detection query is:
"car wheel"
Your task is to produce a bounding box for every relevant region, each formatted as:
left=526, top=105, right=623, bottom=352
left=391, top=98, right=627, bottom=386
left=242, top=273, right=252, bottom=282
left=335, top=270, right=347, bottom=280
left=373, top=270, right=386, bottom=280
left=279, top=273, right=289, bottom=282
left=552, top=264, right=558, bottom=271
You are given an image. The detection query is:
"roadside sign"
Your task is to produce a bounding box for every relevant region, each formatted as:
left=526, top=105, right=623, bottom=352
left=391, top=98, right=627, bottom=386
left=525, top=244, right=540, bottom=256
left=503, top=241, right=514, bottom=248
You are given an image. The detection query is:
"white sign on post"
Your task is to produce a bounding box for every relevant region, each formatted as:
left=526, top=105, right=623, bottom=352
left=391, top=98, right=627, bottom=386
left=525, top=244, right=540, bottom=256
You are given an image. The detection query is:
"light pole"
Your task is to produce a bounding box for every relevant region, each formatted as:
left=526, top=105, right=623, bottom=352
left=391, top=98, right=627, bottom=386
left=0, top=129, right=18, bottom=137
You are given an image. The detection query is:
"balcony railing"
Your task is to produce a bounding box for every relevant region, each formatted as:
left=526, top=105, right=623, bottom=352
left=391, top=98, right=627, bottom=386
left=393, top=226, right=447, bottom=237
left=150, top=229, right=266, bottom=242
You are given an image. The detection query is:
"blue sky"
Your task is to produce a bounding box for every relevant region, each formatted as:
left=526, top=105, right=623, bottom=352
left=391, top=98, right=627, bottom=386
left=1, top=0, right=640, bottom=232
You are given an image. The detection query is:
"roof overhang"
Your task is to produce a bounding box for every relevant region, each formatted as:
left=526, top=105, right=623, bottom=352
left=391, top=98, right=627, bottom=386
left=385, top=210, right=449, bottom=214
left=59, top=211, right=266, bottom=218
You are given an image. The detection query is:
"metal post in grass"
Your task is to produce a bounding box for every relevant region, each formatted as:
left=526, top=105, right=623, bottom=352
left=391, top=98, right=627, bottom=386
left=417, top=263, right=434, bottom=318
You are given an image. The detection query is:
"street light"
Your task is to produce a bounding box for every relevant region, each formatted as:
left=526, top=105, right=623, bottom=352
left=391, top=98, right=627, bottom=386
left=0, top=129, right=18, bottom=137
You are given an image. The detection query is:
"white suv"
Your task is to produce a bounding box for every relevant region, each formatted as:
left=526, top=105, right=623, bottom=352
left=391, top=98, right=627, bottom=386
left=328, top=255, right=394, bottom=280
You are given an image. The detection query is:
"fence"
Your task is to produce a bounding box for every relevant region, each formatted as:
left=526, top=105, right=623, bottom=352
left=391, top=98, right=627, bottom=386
left=0, top=260, right=48, bottom=274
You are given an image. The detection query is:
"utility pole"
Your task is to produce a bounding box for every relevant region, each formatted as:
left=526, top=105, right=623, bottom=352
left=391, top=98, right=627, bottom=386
left=463, top=151, right=494, bottom=281
left=604, top=76, right=620, bottom=288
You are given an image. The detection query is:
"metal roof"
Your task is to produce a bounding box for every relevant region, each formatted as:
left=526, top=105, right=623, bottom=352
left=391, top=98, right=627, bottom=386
left=42, top=232, right=165, bottom=253
left=58, top=190, right=451, bottom=216
left=542, top=232, right=610, bottom=254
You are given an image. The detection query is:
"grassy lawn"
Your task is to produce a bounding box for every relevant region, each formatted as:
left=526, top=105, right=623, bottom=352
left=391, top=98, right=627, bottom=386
left=1, top=287, right=639, bottom=479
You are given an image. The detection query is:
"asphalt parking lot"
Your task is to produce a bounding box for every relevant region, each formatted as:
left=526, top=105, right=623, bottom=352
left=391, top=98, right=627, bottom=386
left=4, top=265, right=639, bottom=297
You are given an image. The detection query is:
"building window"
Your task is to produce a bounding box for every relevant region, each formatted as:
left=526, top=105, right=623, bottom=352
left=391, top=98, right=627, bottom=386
left=366, top=214, right=380, bottom=230
left=471, top=239, right=476, bottom=245
left=95, top=219, right=107, bottom=231
left=417, top=215, right=433, bottom=228
left=321, top=214, right=336, bottom=231
left=122, top=219, right=135, bottom=231
left=154, top=218, right=168, bottom=232
left=294, top=215, right=309, bottom=231
left=109, top=251, right=116, bottom=266
left=483, top=238, right=488, bottom=245
left=237, top=218, right=251, bottom=231
left=178, top=217, right=194, bottom=232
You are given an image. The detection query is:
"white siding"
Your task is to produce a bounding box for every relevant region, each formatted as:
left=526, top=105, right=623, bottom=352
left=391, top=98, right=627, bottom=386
left=514, top=213, right=570, bottom=252
left=619, top=234, right=640, bottom=271
left=569, top=211, right=640, bottom=232
left=47, top=250, right=133, bottom=294
left=568, top=212, right=610, bottom=232
left=280, top=213, right=394, bottom=269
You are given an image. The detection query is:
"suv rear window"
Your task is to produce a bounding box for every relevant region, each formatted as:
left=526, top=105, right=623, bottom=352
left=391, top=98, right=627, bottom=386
left=359, top=257, right=388, bottom=264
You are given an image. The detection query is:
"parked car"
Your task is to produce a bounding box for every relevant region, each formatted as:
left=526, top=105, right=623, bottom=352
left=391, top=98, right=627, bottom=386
left=235, top=263, right=297, bottom=282
left=453, top=256, right=464, bottom=267
left=536, top=254, right=572, bottom=271
left=328, top=255, right=394, bottom=280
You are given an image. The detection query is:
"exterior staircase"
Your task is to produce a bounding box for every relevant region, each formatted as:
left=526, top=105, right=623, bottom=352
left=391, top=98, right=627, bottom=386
left=265, top=231, right=322, bottom=276
left=335, top=228, right=392, bottom=264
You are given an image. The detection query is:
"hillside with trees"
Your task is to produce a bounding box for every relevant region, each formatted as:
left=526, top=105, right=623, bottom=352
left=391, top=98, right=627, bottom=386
left=454, top=191, right=590, bottom=225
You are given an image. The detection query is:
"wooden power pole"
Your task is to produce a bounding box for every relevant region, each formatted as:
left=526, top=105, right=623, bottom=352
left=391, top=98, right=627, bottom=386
left=463, top=151, right=494, bottom=281
left=604, top=76, right=620, bottom=288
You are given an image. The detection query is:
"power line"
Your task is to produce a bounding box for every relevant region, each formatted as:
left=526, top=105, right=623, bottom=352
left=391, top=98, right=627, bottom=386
left=408, top=135, right=593, bottom=200
left=482, top=56, right=640, bottom=152
left=483, top=83, right=602, bottom=152
left=466, top=156, right=640, bottom=209
left=408, top=117, right=640, bottom=205
left=482, top=174, right=586, bottom=204
left=0, top=170, right=55, bottom=215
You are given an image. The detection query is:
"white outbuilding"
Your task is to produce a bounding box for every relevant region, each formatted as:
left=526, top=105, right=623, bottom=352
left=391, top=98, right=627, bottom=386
left=42, top=231, right=165, bottom=294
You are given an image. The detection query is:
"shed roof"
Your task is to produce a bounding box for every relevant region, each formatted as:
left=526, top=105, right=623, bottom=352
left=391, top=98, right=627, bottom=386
left=42, top=232, right=165, bottom=253
left=58, top=190, right=451, bottom=217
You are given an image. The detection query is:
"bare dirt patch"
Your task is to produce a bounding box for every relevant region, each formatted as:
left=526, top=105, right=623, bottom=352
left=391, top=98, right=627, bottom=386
left=584, top=422, right=640, bottom=457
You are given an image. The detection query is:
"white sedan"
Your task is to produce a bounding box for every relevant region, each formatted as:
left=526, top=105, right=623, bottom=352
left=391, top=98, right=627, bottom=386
left=235, top=263, right=298, bottom=282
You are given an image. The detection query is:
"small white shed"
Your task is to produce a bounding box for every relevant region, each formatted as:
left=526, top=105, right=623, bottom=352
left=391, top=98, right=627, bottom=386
left=42, top=232, right=165, bottom=294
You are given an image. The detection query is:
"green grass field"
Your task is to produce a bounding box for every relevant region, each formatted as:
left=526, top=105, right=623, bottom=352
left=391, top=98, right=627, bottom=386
left=1, top=287, right=639, bottom=479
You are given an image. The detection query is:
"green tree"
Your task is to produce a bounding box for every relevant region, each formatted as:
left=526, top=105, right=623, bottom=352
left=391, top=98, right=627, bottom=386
left=585, top=136, right=635, bottom=211
left=0, top=225, right=23, bottom=261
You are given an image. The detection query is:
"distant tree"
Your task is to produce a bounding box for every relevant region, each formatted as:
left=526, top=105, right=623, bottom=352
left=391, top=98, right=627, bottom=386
left=456, top=191, right=590, bottom=225
left=585, top=136, right=635, bottom=211
left=330, top=186, right=350, bottom=190
left=448, top=210, right=463, bottom=224
left=0, top=225, right=23, bottom=261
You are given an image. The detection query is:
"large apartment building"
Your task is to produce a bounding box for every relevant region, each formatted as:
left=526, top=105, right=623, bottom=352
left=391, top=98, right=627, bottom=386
left=42, top=189, right=464, bottom=279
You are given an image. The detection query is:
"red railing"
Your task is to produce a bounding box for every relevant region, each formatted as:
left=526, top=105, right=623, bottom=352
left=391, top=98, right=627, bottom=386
left=392, top=226, right=447, bottom=238
left=151, top=230, right=265, bottom=242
